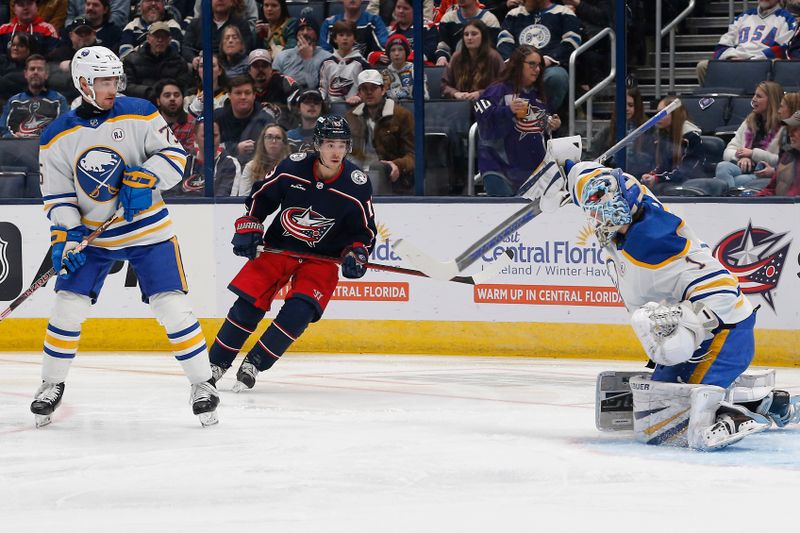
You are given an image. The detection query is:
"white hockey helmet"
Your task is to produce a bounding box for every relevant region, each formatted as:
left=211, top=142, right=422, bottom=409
left=71, top=46, right=126, bottom=109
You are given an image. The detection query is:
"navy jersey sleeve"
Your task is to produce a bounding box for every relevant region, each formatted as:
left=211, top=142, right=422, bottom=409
left=245, top=160, right=290, bottom=221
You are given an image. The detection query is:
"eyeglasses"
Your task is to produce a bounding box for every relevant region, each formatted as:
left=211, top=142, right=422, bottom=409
left=524, top=60, right=542, bottom=69
left=265, top=135, right=284, bottom=142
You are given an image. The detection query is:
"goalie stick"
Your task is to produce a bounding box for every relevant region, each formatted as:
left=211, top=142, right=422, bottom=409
left=394, top=99, right=683, bottom=278
left=256, top=246, right=515, bottom=285
left=0, top=210, right=122, bottom=323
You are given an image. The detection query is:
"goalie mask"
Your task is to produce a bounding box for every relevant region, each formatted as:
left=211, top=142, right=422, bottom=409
left=568, top=161, right=644, bottom=246
left=71, top=46, right=126, bottom=110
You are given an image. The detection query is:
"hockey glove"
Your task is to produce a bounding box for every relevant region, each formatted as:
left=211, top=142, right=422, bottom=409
left=119, top=166, right=159, bottom=222
left=341, top=242, right=369, bottom=279
left=51, top=225, right=88, bottom=280
left=232, top=215, right=264, bottom=259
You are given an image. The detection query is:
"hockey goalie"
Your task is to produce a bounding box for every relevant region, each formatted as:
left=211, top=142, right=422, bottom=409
left=544, top=137, right=799, bottom=450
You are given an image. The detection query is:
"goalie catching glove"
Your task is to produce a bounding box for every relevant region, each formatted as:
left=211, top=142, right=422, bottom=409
left=631, top=301, right=719, bottom=366
left=119, top=166, right=158, bottom=222
left=51, top=225, right=88, bottom=279
left=341, top=243, right=368, bottom=279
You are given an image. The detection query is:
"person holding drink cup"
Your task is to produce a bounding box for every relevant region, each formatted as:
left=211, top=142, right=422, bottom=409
left=474, top=45, right=560, bottom=196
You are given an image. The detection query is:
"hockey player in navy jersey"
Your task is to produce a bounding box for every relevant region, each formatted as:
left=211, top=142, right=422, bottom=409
left=33, top=46, right=219, bottom=427
left=209, top=115, right=377, bottom=391
left=540, top=138, right=800, bottom=450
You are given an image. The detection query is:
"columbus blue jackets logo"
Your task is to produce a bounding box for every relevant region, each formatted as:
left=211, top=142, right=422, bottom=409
left=713, top=221, right=790, bottom=310
left=280, top=206, right=335, bottom=247
left=515, top=104, right=547, bottom=138
left=76, top=146, right=125, bottom=202
left=519, top=24, right=552, bottom=48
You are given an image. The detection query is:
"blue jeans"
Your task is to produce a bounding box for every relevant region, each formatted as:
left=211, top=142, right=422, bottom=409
left=482, top=172, right=515, bottom=196
left=715, top=161, right=757, bottom=188
left=542, top=65, right=568, bottom=110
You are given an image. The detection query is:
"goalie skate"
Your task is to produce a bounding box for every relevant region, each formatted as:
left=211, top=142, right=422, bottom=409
left=30, top=381, right=65, bottom=428
left=191, top=380, right=220, bottom=427
left=232, top=357, right=259, bottom=393
left=701, top=404, right=770, bottom=450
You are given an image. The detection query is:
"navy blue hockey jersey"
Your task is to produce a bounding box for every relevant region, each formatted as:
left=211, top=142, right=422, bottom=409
left=246, top=152, right=377, bottom=258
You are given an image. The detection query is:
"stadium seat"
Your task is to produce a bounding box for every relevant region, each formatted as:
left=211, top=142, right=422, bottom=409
left=0, top=167, right=27, bottom=198
left=698, top=60, right=771, bottom=95
left=681, top=95, right=730, bottom=135
left=25, top=172, right=42, bottom=199
left=699, top=135, right=725, bottom=174
left=423, top=132, right=452, bottom=195
left=425, top=66, right=445, bottom=99
left=716, top=96, right=754, bottom=134
left=771, top=60, right=800, bottom=92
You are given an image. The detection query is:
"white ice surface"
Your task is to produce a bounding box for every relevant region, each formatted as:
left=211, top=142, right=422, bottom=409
left=1, top=353, right=799, bottom=533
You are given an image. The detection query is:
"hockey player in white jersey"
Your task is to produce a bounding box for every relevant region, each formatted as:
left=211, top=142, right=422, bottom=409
left=33, top=46, right=219, bottom=427
left=543, top=138, right=799, bottom=450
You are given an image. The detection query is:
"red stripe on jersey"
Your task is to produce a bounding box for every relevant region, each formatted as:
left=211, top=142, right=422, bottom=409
left=328, top=187, right=376, bottom=243
left=248, top=171, right=312, bottom=216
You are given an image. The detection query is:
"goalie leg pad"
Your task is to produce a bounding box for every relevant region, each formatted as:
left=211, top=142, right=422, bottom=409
left=42, top=291, right=92, bottom=383
left=150, top=291, right=211, bottom=384
left=595, top=371, right=651, bottom=431
left=630, top=376, right=703, bottom=447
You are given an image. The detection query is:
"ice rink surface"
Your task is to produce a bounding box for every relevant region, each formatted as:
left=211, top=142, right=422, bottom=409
left=1, top=353, right=799, bottom=533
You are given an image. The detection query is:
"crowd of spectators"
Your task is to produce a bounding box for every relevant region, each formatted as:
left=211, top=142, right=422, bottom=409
left=1, top=1, right=799, bottom=198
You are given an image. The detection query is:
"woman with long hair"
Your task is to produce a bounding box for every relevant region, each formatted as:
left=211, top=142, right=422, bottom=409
left=441, top=19, right=503, bottom=100
left=235, top=123, right=291, bottom=195
left=589, top=87, right=650, bottom=176
left=713, top=80, right=785, bottom=189
left=256, top=0, right=297, bottom=57
left=640, top=95, right=706, bottom=191
left=475, top=45, right=561, bottom=196
left=218, top=25, right=250, bottom=78
left=185, top=54, right=229, bottom=118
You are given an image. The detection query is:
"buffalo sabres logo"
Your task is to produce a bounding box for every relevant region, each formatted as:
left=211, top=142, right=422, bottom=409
left=713, top=221, right=790, bottom=310
left=75, top=146, right=125, bottom=202
left=280, top=206, right=335, bottom=247
left=351, top=169, right=367, bottom=185
left=290, top=152, right=307, bottom=162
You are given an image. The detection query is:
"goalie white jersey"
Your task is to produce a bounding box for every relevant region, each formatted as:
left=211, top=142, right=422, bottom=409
left=39, top=96, right=187, bottom=249
left=603, top=194, right=753, bottom=327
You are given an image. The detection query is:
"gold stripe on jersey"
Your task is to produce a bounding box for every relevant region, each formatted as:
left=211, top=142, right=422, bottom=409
left=688, top=330, right=730, bottom=384
left=81, top=201, right=166, bottom=228
left=92, top=218, right=172, bottom=247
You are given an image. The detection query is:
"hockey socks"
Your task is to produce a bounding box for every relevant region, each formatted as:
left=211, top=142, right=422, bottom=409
left=209, top=298, right=266, bottom=368
left=150, top=291, right=212, bottom=384
left=247, top=297, right=316, bottom=371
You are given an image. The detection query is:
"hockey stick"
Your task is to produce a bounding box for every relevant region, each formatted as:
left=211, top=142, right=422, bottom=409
left=394, top=99, right=683, bottom=278
left=0, top=211, right=122, bottom=323
left=256, top=246, right=515, bottom=285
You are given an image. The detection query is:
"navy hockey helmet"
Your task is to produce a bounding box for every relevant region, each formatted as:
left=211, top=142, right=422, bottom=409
left=313, top=114, right=352, bottom=153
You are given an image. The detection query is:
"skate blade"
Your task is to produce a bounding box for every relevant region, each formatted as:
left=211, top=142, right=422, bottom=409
left=34, top=414, right=52, bottom=428
left=198, top=411, right=219, bottom=427
left=231, top=381, right=249, bottom=393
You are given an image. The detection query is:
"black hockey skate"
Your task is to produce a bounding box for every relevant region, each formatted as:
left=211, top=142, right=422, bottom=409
left=30, top=381, right=65, bottom=428
left=191, top=380, right=220, bottom=427
left=232, top=354, right=261, bottom=393
left=209, top=363, right=228, bottom=386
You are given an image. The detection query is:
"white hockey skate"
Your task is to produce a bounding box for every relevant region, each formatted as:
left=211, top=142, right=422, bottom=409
left=231, top=356, right=259, bottom=393
left=30, top=381, right=65, bottom=428
left=702, top=404, right=770, bottom=450
left=191, top=380, right=220, bottom=427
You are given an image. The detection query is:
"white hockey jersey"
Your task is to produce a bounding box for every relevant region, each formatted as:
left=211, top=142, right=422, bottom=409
left=601, top=195, right=753, bottom=327
left=39, top=96, right=187, bottom=249
left=714, top=5, right=796, bottom=59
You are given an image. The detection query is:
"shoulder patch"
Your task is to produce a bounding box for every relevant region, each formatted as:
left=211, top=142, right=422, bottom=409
left=351, top=169, right=368, bottom=185
left=289, top=152, right=307, bottom=161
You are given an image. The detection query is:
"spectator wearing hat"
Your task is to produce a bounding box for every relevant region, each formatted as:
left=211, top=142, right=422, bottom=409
left=383, top=33, right=428, bottom=101
left=183, top=0, right=255, bottom=64
left=319, top=0, right=388, bottom=57
left=72, top=0, right=122, bottom=52
left=756, top=111, right=800, bottom=196
left=286, top=88, right=324, bottom=153
left=247, top=48, right=298, bottom=128
left=154, top=77, right=195, bottom=152
left=272, top=13, right=331, bottom=90
left=319, top=19, right=369, bottom=104
left=123, top=20, right=192, bottom=99
left=119, top=0, right=183, bottom=58
left=66, top=0, right=130, bottom=30
left=9, top=0, right=67, bottom=31
left=0, top=0, right=60, bottom=55
left=256, top=0, right=296, bottom=58
left=0, top=53, right=68, bottom=138
left=346, top=68, right=415, bottom=195
left=215, top=74, right=276, bottom=164
left=45, top=16, right=95, bottom=99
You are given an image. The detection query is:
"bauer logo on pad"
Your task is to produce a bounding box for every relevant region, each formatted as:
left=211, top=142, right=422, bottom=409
left=0, top=222, right=23, bottom=301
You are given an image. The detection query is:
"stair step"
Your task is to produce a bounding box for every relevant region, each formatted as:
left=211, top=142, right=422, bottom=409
left=651, top=50, right=712, bottom=63
left=685, top=16, right=732, bottom=30
left=705, top=1, right=748, bottom=16
left=635, top=83, right=701, bottom=97
left=674, top=34, right=721, bottom=48
left=634, top=66, right=699, bottom=81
